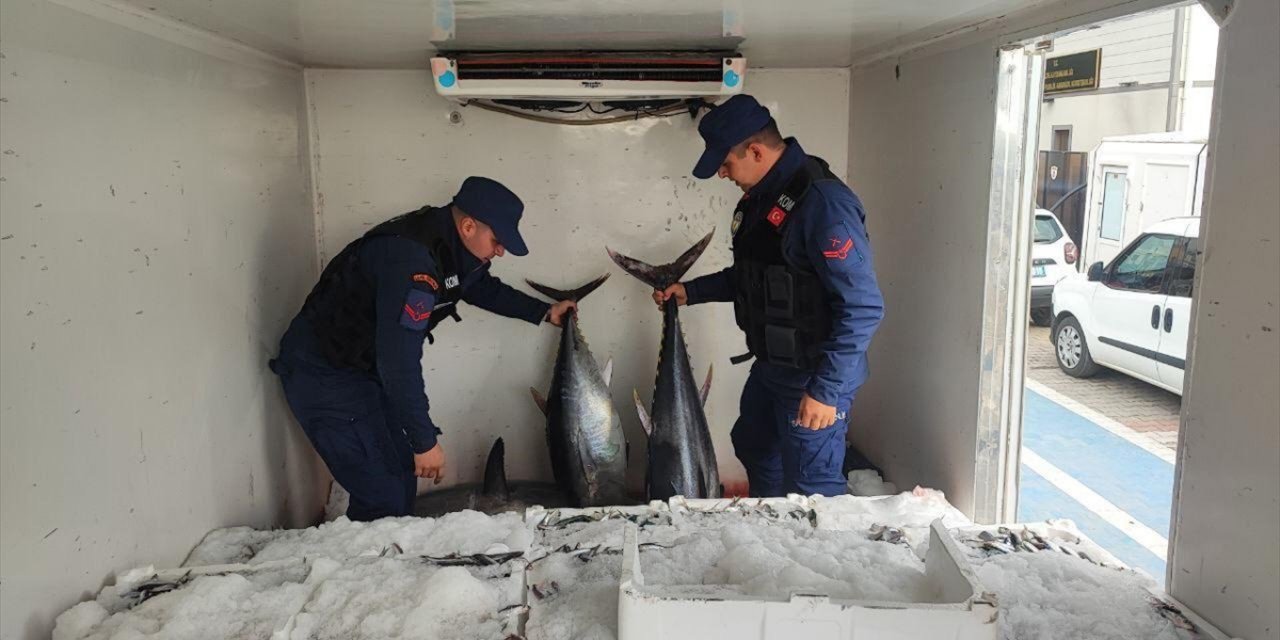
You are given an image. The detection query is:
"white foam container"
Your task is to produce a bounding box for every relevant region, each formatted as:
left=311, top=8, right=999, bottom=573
left=615, top=508, right=1000, bottom=640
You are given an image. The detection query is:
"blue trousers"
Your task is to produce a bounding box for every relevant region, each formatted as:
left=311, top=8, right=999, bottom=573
left=731, top=367, right=851, bottom=497
left=272, top=356, right=416, bottom=521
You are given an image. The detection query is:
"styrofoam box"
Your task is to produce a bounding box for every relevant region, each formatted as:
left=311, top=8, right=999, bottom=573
left=618, top=516, right=998, bottom=639
left=592, top=496, right=999, bottom=640
left=521, top=498, right=1237, bottom=640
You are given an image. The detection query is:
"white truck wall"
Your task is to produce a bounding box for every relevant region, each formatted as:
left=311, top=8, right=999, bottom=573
left=0, top=2, right=326, bottom=638
left=845, top=42, right=1001, bottom=517
left=305, top=68, right=850, bottom=496
left=1169, top=0, right=1280, bottom=638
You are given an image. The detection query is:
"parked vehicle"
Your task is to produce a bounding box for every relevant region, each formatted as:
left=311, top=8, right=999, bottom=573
left=1051, top=217, right=1200, bottom=395
left=1080, top=133, right=1206, bottom=268
left=1030, top=209, right=1078, bottom=326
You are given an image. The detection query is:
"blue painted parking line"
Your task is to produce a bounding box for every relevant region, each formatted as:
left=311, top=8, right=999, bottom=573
left=1018, top=465, right=1167, bottom=579
left=1023, top=389, right=1175, bottom=535
left=1018, top=388, right=1175, bottom=579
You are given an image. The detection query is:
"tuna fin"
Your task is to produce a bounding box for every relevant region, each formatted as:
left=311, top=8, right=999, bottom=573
left=525, top=274, right=610, bottom=302
left=700, top=363, right=713, bottom=407
left=633, top=390, right=653, bottom=437
left=602, top=357, right=614, bottom=387
left=530, top=387, right=548, bottom=416
left=576, top=437, right=598, bottom=476
left=606, top=229, right=715, bottom=290
left=481, top=438, right=510, bottom=500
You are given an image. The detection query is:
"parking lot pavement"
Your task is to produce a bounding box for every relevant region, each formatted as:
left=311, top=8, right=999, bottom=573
left=1025, top=325, right=1183, bottom=453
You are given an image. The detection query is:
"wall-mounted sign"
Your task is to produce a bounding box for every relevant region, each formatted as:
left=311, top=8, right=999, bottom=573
left=1044, top=49, right=1101, bottom=96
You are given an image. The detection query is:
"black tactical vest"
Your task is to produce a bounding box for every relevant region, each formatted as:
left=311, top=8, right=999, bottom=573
left=730, top=157, right=840, bottom=371
left=302, top=207, right=464, bottom=372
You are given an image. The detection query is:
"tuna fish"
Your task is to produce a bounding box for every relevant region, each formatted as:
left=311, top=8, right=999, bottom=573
left=607, top=231, right=720, bottom=500
left=527, top=275, right=630, bottom=507
left=413, top=438, right=571, bottom=517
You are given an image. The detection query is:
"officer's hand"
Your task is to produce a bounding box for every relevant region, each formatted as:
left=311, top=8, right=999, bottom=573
left=652, top=283, right=688, bottom=309
left=796, top=393, right=837, bottom=430
left=547, top=300, right=577, bottom=326
left=414, top=443, right=446, bottom=484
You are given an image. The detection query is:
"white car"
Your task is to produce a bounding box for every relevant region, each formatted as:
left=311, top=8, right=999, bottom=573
left=1050, top=217, right=1200, bottom=395
left=1030, top=209, right=1079, bottom=326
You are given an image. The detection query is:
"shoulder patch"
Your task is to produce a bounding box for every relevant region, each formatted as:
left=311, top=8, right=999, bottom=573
left=400, top=288, right=435, bottom=330
left=412, top=273, right=439, bottom=290
left=823, top=237, right=855, bottom=260
left=819, top=222, right=864, bottom=264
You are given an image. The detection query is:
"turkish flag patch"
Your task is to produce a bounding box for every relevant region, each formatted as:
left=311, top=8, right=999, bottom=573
left=399, top=288, right=435, bottom=330
left=766, top=206, right=787, bottom=227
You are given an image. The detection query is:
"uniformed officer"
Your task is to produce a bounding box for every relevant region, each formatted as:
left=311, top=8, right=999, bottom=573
left=271, top=177, right=575, bottom=521
left=654, top=95, right=885, bottom=497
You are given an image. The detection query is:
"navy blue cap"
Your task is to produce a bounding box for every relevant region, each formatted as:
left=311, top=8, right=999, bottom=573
left=692, top=94, right=774, bottom=179
left=453, top=176, right=528, bottom=256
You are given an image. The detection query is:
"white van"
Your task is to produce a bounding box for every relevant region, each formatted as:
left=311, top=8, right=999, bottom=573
left=1051, top=217, right=1201, bottom=395
left=1080, top=133, right=1207, bottom=269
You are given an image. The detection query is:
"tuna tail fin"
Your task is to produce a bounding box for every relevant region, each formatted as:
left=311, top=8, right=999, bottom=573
left=606, top=229, right=715, bottom=290
left=530, top=387, right=548, bottom=416
left=525, top=274, right=610, bottom=302
left=482, top=438, right=510, bottom=500
left=633, top=390, right=654, bottom=436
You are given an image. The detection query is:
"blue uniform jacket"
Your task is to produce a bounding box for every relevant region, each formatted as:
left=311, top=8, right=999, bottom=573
left=280, top=220, right=549, bottom=453
left=683, top=140, right=885, bottom=406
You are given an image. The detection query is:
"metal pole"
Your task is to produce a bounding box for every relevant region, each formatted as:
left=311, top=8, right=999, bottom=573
left=1166, top=7, right=1191, bottom=131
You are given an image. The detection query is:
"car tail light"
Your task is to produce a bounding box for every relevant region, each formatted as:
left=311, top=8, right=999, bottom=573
left=1064, top=242, right=1078, bottom=265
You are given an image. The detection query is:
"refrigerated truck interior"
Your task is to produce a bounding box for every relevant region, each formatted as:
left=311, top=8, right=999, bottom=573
left=0, top=0, right=1276, bottom=639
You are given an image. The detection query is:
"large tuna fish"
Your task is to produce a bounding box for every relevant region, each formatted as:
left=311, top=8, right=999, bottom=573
left=607, top=231, right=720, bottom=500
left=527, top=275, right=630, bottom=507
left=413, top=438, right=570, bottom=517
